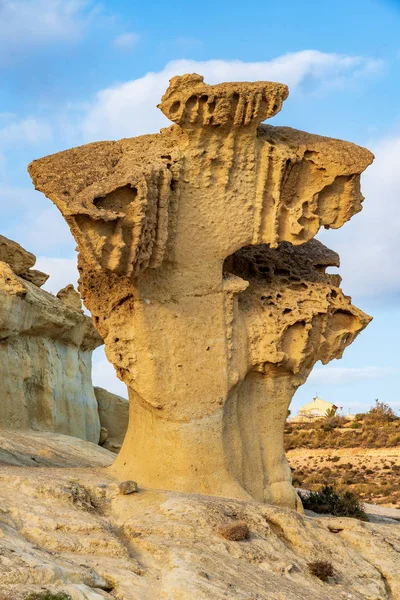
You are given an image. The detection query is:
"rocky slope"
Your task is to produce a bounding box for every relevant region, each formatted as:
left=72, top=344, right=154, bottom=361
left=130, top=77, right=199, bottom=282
left=0, top=434, right=398, bottom=600
left=0, top=430, right=114, bottom=468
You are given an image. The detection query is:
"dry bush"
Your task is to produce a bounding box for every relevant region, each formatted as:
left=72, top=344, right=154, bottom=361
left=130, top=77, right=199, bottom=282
left=364, top=400, right=398, bottom=425
left=285, top=417, right=400, bottom=450
left=217, top=520, right=249, bottom=541
left=308, top=560, right=335, bottom=582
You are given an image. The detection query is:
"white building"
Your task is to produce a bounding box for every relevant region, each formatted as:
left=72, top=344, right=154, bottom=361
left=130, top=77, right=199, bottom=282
left=291, top=396, right=338, bottom=422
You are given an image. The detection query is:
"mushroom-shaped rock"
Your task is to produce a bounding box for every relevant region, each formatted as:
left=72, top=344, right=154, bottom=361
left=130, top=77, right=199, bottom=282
left=28, top=75, right=373, bottom=508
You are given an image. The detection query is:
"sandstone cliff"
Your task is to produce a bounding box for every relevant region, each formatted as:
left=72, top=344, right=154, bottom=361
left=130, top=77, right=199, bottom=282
left=95, top=387, right=129, bottom=453
left=0, top=235, right=103, bottom=442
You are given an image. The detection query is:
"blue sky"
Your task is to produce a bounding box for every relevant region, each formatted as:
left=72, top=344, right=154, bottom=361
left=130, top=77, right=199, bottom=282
left=1, top=0, right=399, bottom=414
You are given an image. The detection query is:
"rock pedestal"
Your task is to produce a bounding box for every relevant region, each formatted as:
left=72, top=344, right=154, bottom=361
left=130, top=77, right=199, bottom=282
left=29, top=74, right=373, bottom=507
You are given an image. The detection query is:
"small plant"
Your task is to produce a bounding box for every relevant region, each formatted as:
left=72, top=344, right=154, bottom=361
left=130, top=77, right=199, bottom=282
left=308, top=560, right=335, bottom=582
left=350, top=421, right=361, bottom=429
left=217, top=520, right=249, bottom=541
left=25, top=593, right=72, bottom=600
left=299, top=485, right=368, bottom=521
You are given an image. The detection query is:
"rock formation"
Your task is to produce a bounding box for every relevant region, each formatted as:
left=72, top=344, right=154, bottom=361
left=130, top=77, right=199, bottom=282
left=0, top=236, right=103, bottom=442
left=95, top=386, right=129, bottom=452
left=28, top=74, right=373, bottom=507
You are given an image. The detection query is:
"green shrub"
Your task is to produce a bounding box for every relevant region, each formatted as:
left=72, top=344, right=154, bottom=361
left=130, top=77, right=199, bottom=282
left=299, top=485, right=368, bottom=521
left=350, top=421, right=361, bottom=429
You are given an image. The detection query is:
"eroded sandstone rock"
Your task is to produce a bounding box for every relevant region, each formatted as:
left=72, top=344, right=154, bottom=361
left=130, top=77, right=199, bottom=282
left=57, top=283, right=84, bottom=312
left=0, top=234, right=35, bottom=274
left=0, top=234, right=50, bottom=287
left=28, top=74, right=373, bottom=507
left=0, top=430, right=114, bottom=468
left=0, top=241, right=103, bottom=442
left=20, top=267, right=49, bottom=287
left=94, top=386, right=129, bottom=453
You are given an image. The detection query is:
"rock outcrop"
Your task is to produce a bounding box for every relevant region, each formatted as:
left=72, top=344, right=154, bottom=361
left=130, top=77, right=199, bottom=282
left=0, top=234, right=49, bottom=286
left=0, top=430, right=114, bottom=468
left=57, top=283, right=84, bottom=312
left=95, top=387, right=129, bottom=453
left=28, top=74, right=373, bottom=507
left=0, top=464, right=398, bottom=600
left=0, top=237, right=103, bottom=442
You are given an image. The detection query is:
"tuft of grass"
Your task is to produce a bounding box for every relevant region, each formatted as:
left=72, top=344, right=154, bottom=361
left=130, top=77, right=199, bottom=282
left=299, top=485, right=368, bottom=521
left=308, top=560, right=335, bottom=582
left=25, top=593, right=72, bottom=600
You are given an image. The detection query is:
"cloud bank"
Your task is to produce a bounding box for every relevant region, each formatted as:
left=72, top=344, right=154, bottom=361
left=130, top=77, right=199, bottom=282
left=309, top=366, right=398, bottom=385
left=319, top=132, right=400, bottom=298
left=0, top=0, right=98, bottom=61
left=81, top=51, right=381, bottom=141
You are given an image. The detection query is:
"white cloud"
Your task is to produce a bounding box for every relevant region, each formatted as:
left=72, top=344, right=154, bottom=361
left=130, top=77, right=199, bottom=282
left=81, top=51, right=381, bottom=141
left=35, top=255, right=78, bottom=293
left=309, top=366, right=398, bottom=385
left=0, top=117, right=52, bottom=146
left=17, top=205, right=74, bottom=253
left=0, top=0, right=97, bottom=55
left=92, top=347, right=128, bottom=398
left=319, top=133, right=400, bottom=298
left=113, top=32, right=139, bottom=50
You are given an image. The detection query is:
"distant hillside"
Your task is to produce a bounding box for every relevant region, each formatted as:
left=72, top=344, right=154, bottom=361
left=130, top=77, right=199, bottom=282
left=285, top=402, right=400, bottom=507
left=285, top=401, right=400, bottom=450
